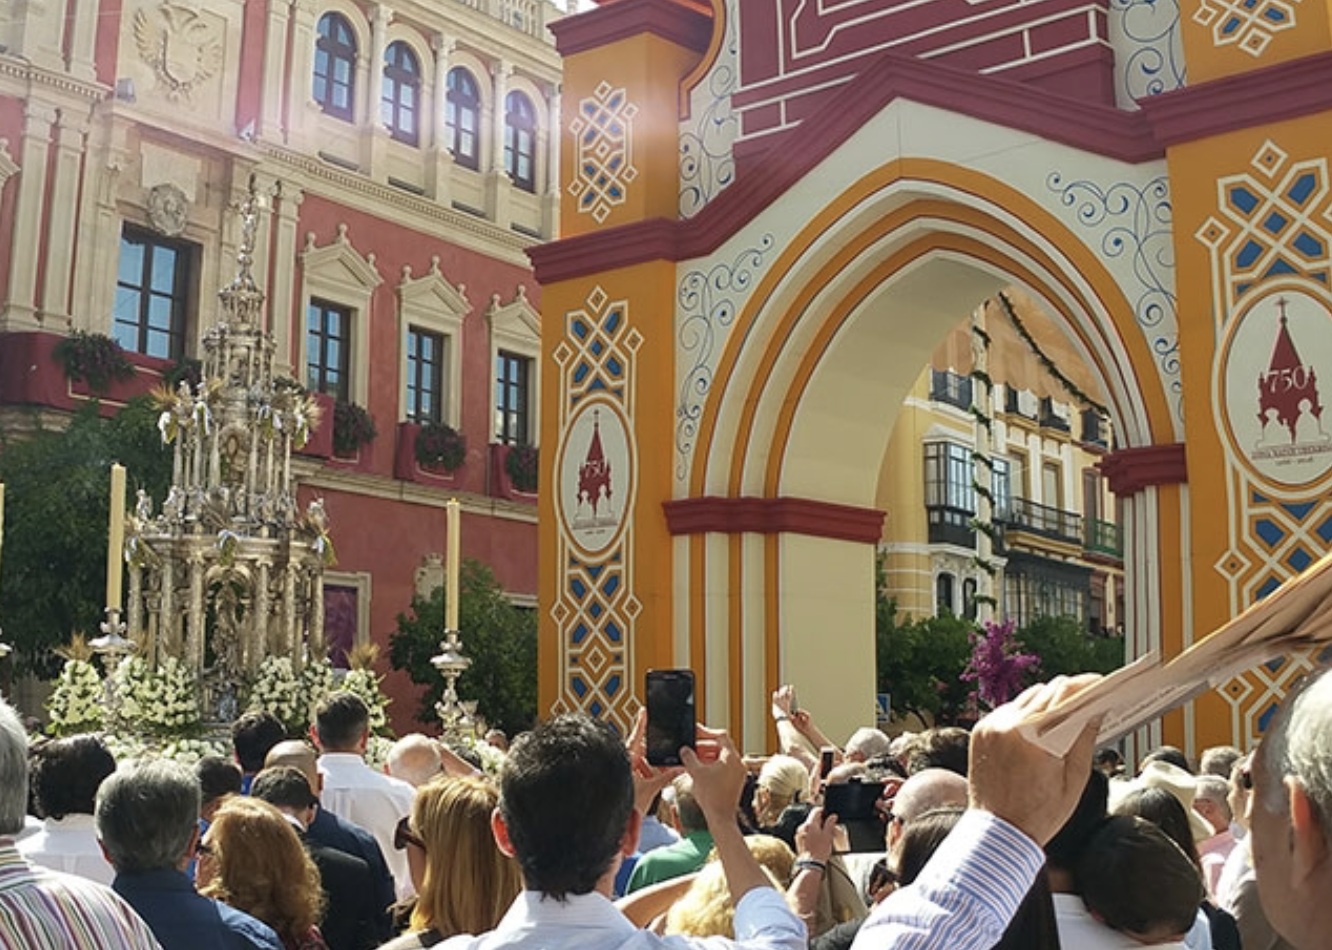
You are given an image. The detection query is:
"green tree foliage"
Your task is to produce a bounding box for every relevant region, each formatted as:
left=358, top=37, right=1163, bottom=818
left=389, top=558, right=537, bottom=735
left=0, top=398, right=172, bottom=676
left=1014, top=614, right=1125, bottom=678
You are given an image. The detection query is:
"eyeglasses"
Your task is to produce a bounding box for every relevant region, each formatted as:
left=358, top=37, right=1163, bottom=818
left=394, top=815, right=425, bottom=852
left=196, top=842, right=214, bottom=857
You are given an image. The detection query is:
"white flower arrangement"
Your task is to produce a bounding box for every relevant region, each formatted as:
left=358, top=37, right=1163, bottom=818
left=365, top=735, right=393, bottom=770
left=340, top=667, right=391, bottom=735
left=158, top=736, right=230, bottom=765
left=301, top=657, right=336, bottom=727
left=461, top=735, right=506, bottom=777
left=114, top=656, right=202, bottom=738
left=102, top=732, right=148, bottom=763
left=45, top=658, right=105, bottom=736
left=247, top=656, right=306, bottom=733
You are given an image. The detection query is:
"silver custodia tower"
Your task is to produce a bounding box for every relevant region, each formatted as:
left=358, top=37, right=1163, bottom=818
left=124, top=176, right=332, bottom=725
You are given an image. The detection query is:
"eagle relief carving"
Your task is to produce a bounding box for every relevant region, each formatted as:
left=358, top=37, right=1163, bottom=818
left=134, top=2, right=223, bottom=104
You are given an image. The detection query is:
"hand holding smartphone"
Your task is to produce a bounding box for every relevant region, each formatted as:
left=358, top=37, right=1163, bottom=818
left=645, top=669, right=696, bottom=766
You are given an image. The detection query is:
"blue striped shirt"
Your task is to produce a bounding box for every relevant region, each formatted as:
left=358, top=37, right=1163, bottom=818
left=0, top=840, right=163, bottom=950
left=851, top=810, right=1045, bottom=950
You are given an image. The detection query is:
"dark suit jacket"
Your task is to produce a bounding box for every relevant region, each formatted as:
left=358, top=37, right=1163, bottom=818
left=306, top=805, right=396, bottom=921
left=303, top=833, right=391, bottom=950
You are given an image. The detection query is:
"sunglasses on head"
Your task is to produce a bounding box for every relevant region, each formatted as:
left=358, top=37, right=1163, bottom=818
left=394, top=815, right=425, bottom=852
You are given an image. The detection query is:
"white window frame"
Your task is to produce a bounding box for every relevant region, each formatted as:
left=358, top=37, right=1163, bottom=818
left=298, top=224, right=382, bottom=407
left=397, top=256, right=468, bottom=426
left=487, top=285, right=541, bottom=446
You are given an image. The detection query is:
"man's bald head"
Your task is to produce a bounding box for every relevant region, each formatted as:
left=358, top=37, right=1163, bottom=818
left=892, top=767, right=969, bottom=823
left=264, top=739, right=321, bottom=794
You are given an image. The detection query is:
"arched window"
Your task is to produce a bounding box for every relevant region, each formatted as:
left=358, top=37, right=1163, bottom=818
left=445, top=68, right=480, bottom=170
left=314, top=13, right=357, bottom=121
left=381, top=41, right=420, bottom=145
left=936, top=573, right=956, bottom=615
left=504, top=90, right=536, bottom=192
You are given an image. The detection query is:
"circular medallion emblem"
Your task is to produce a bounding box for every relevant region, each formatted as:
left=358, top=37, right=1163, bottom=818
left=555, top=395, right=634, bottom=558
left=1219, top=287, right=1332, bottom=488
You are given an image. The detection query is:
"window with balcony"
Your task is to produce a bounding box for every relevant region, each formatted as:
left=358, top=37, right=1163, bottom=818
left=306, top=299, right=351, bottom=401
left=114, top=225, right=194, bottom=360
left=314, top=13, right=357, bottom=121
left=495, top=350, right=531, bottom=445
left=929, top=369, right=972, bottom=410
left=504, top=90, right=536, bottom=192
left=382, top=41, right=420, bottom=145
left=1081, top=408, right=1108, bottom=447
left=406, top=327, right=444, bottom=424
left=445, top=68, right=480, bottom=170
left=1002, top=552, right=1091, bottom=627
left=923, top=442, right=1011, bottom=546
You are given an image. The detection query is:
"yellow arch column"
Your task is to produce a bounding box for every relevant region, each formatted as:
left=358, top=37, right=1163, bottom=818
left=535, top=2, right=713, bottom=730
left=1148, top=10, right=1332, bottom=753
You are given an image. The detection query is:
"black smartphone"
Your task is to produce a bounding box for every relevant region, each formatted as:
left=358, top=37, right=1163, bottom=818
left=645, top=669, right=696, bottom=766
left=824, top=780, right=886, bottom=823
left=819, top=746, right=836, bottom=780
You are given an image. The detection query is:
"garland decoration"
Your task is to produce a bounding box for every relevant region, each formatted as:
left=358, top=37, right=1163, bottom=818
left=996, top=291, right=1110, bottom=418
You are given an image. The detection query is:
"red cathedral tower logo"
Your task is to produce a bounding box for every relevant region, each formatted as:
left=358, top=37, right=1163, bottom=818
left=1257, top=298, right=1325, bottom=446
left=575, top=409, right=616, bottom=525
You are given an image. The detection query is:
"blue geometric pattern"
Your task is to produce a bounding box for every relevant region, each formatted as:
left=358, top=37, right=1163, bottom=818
left=568, top=82, right=639, bottom=225
left=1193, top=0, right=1302, bottom=57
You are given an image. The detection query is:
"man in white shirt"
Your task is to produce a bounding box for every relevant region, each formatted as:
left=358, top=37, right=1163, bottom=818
left=313, top=691, right=415, bottom=898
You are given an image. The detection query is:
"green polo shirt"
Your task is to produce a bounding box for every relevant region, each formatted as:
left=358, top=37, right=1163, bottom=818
left=624, top=829, right=715, bottom=893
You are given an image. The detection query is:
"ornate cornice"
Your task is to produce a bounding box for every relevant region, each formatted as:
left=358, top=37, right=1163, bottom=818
left=1139, top=50, right=1332, bottom=148
left=550, top=0, right=714, bottom=57
left=530, top=50, right=1163, bottom=283
left=663, top=495, right=885, bottom=544
left=0, top=55, right=109, bottom=102
left=1098, top=443, right=1188, bottom=496
left=260, top=142, right=536, bottom=267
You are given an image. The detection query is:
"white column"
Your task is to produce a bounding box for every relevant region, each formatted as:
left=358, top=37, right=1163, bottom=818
left=270, top=184, right=304, bottom=375
left=288, top=0, right=320, bottom=147
left=545, top=84, right=561, bottom=196
left=5, top=102, right=56, bottom=329
left=489, top=60, right=511, bottom=174
left=261, top=0, right=294, bottom=139
left=367, top=5, right=392, bottom=129
left=7, top=0, right=64, bottom=70
left=40, top=113, right=88, bottom=322
left=68, top=0, right=102, bottom=81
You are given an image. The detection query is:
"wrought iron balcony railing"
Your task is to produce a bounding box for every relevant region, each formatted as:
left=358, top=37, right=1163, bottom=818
left=1002, top=496, right=1083, bottom=545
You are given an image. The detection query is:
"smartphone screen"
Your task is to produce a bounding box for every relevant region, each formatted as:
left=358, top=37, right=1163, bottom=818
left=645, top=669, right=696, bottom=766
left=823, top=780, right=886, bottom=823
left=819, top=747, right=836, bottom=780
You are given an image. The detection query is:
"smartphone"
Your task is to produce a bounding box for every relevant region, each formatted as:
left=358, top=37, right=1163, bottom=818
left=789, top=687, right=799, bottom=715
left=824, top=780, right=886, bottom=823
left=819, top=746, right=836, bottom=780
left=645, top=669, right=696, bottom=766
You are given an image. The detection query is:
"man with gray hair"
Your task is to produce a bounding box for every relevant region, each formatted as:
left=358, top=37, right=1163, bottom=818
left=386, top=732, right=444, bottom=788
left=846, top=727, right=893, bottom=763
left=96, top=759, right=283, bottom=950
left=1248, top=665, right=1332, bottom=950
left=0, top=698, right=162, bottom=950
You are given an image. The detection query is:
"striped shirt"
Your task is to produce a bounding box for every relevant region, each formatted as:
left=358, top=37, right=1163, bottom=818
left=851, top=809, right=1045, bottom=950
left=0, top=839, right=163, bottom=950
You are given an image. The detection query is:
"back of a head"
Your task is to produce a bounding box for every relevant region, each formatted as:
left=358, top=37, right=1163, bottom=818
left=1193, top=775, right=1233, bottom=828
left=1199, top=744, right=1242, bottom=779
left=250, top=766, right=319, bottom=812
left=498, top=714, right=634, bottom=900
left=197, top=755, right=243, bottom=808
left=1076, top=815, right=1204, bottom=942
left=892, top=768, right=968, bottom=824
left=411, top=775, right=522, bottom=937
left=264, top=739, right=321, bottom=790
left=846, top=727, right=892, bottom=762
left=32, top=734, right=116, bottom=819
left=893, top=806, right=964, bottom=887
left=387, top=733, right=444, bottom=788
left=314, top=691, right=370, bottom=751
left=232, top=711, right=288, bottom=774
left=1044, top=769, right=1109, bottom=874
left=0, top=699, right=29, bottom=837
left=1140, top=745, right=1192, bottom=775
left=672, top=774, right=708, bottom=834
left=1114, top=786, right=1201, bottom=867
left=903, top=727, right=970, bottom=777
left=757, top=755, right=808, bottom=815
left=96, top=759, right=201, bottom=873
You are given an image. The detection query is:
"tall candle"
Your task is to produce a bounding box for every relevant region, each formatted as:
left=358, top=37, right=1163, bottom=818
left=106, top=464, right=126, bottom=611
left=446, top=497, right=460, bottom=631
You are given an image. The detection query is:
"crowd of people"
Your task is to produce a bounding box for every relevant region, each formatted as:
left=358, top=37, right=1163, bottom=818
left=2, top=667, right=1331, bottom=950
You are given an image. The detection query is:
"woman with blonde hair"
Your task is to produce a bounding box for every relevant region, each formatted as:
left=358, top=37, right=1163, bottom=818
left=198, top=795, right=327, bottom=950
left=381, top=775, right=523, bottom=948
left=754, top=755, right=810, bottom=828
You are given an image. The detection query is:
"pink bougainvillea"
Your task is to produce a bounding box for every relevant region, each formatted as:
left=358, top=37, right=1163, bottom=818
left=961, top=617, right=1041, bottom=709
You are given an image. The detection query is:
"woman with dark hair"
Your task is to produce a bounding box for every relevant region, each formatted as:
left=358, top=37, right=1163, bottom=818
left=1114, top=787, right=1240, bottom=950
left=199, top=796, right=328, bottom=950
left=20, top=734, right=117, bottom=884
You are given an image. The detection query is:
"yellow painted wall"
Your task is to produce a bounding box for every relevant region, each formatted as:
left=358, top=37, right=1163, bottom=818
left=1182, top=7, right=1332, bottom=86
